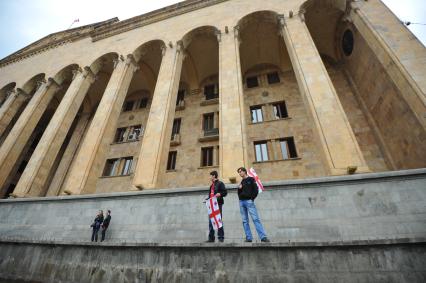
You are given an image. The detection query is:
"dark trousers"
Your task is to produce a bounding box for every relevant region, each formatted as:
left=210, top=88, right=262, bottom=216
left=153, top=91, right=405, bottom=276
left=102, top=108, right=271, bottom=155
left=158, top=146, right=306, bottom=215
left=101, top=226, right=108, bottom=241
left=208, top=204, right=224, bottom=241
left=91, top=227, right=99, bottom=242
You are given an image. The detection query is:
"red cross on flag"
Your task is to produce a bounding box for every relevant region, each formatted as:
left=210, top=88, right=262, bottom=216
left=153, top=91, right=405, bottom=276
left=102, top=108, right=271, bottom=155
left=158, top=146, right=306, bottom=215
left=205, top=196, right=223, bottom=230
left=248, top=167, right=264, bottom=193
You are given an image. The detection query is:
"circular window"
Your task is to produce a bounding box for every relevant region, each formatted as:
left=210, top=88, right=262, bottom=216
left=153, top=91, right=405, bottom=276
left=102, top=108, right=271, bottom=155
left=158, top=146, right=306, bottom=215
left=342, top=29, right=354, bottom=56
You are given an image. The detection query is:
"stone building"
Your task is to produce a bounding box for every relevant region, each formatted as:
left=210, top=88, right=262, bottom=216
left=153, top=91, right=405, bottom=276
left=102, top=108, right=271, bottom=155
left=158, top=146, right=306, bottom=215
left=0, top=0, right=425, bottom=198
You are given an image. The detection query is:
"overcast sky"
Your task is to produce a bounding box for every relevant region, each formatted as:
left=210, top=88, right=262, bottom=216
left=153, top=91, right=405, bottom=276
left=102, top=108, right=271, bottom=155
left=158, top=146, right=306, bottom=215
left=0, top=0, right=425, bottom=60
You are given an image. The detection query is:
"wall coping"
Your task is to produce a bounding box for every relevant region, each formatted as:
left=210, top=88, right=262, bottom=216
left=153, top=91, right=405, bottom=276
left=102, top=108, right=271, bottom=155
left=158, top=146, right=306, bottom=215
left=1, top=168, right=425, bottom=203
left=1, top=237, right=425, bottom=249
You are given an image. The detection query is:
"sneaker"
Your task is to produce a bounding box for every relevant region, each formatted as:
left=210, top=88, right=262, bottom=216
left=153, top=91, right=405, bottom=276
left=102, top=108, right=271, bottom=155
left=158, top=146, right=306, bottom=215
left=245, top=239, right=252, bottom=243
left=218, top=239, right=224, bottom=243
left=205, top=239, right=215, bottom=243
left=261, top=238, right=270, bottom=243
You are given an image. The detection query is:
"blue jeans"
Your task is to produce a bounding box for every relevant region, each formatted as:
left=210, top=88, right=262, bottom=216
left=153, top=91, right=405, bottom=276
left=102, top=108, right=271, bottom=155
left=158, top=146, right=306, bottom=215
left=239, top=200, right=267, bottom=240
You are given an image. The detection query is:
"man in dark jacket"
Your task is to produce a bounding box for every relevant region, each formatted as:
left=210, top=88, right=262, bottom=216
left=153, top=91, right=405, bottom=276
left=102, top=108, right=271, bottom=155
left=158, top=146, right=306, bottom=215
left=101, top=210, right=111, bottom=242
left=237, top=167, right=270, bottom=243
left=206, top=171, right=227, bottom=242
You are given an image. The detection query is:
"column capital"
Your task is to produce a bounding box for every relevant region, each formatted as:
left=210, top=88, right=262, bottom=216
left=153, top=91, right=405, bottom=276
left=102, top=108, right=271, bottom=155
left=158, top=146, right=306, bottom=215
left=46, top=77, right=60, bottom=88
left=215, top=29, right=222, bottom=42
left=125, top=54, right=140, bottom=72
left=277, top=14, right=286, bottom=28
left=113, top=55, right=124, bottom=69
left=161, top=45, right=167, bottom=56
left=36, top=78, right=47, bottom=90
left=298, top=8, right=306, bottom=22
left=16, top=88, right=30, bottom=99
left=233, top=25, right=242, bottom=45
left=83, top=66, right=96, bottom=79
left=72, top=67, right=83, bottom=80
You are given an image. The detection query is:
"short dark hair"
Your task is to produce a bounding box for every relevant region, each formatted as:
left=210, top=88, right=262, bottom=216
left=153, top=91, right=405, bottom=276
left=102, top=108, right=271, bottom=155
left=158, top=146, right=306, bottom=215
left=210, top=170, right=218, bottom=178
left=237, top=167, right=247, bottom=173
left=108, top=210, right=111, bottom=213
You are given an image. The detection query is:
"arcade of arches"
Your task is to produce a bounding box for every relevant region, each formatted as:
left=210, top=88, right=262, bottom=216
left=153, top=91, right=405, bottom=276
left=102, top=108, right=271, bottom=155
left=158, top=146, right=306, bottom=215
left=0, top=0, right=424, bottom=198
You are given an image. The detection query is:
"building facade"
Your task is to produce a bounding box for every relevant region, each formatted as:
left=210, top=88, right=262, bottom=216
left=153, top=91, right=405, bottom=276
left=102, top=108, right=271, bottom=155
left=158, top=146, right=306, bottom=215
left=0, top=0, right=424, bottom=198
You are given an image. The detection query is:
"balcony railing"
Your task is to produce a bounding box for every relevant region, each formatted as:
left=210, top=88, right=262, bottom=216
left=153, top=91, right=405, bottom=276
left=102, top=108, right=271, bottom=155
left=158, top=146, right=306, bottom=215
left=199, top=128, right=219, bottom=142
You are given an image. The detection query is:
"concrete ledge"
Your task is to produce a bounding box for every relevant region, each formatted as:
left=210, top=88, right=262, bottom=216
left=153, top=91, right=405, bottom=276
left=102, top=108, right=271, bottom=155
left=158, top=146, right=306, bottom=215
left=1, top=237, right=426, bottom=248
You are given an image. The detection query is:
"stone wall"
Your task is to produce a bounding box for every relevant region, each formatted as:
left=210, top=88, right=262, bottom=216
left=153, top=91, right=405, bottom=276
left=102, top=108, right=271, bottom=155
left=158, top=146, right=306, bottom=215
left=0, top=241, right=425, bottom=283
left=0, top=169, right=425, bottom=244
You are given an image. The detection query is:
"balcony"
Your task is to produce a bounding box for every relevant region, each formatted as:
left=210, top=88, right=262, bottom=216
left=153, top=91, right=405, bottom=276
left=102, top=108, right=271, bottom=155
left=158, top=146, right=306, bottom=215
left=198, top=128, right=219, bottom=142
left=175, top=100, right=185, bottom=111
left=170, top=133, right=181, bottom=146
left=200, top=93, right=219, bottom=106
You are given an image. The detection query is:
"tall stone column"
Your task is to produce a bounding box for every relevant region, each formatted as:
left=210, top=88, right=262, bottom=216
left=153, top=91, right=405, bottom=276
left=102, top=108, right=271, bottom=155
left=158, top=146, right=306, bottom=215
left=280, top=15, right=368, bottom=175
left=0, top=88, right=31, bottom=138
left=46, top=113, right=91, bottom=196
left=0, top=79, right=60, bottom=192
left=63, top=55, right=139, bottom=195
left=218, top=28, right=248, bottom=183
left=13, top=67, right=95, bottom=197
left=133, top=44, right=184, bottom=189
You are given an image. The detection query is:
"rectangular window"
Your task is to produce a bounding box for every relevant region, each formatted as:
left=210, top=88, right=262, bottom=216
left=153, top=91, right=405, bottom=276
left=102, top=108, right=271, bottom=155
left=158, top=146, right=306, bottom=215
left=273, top=102, right=288, bottom=119
left=250, top=106, right=263, bottom=123
left=254, top=141, right=269, bottom=162
left=114, top=127, right=126, bottom=143
left=121, top=157, right=133, bottom=175
left=123, top=100, right=134, bottom=112
left=267, top=72, right=280, bottom=84
left=139, top=98, right=148, bottom=109
left=201, top=147, right=214, bottom=167
left=167, top=151, right=177, bottom=170
left=203, top=113, right=215, bottom=131
left=128, top=125, right=142, bottom=141
left=103, top=158, right=119, bottom=176
left=280, top=137, right=298, bottom=159
left=246, top=76, right=259, bottom=88
left=204, top=84, right=218, bottom=100
left=172, top=118, right=181, bottom=138
left=176, top=90, right=185, bottom=105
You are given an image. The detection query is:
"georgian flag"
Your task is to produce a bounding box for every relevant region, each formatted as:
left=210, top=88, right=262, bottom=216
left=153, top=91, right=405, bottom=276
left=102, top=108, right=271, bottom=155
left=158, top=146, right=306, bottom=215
left=205, top=196, right=223, bottom=230
left=248, top=167, right=264, bottom=193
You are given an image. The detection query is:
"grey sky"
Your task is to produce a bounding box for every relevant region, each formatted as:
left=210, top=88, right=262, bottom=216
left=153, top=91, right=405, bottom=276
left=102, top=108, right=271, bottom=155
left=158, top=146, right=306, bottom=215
left=0, top=0, right=425, bottom=60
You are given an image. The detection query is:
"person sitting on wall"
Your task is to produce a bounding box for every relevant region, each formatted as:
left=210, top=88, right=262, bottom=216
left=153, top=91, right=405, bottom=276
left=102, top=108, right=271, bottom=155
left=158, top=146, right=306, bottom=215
left=91, top=210, right=104, bottom=242
left=101, top=210, right=112, bottom=242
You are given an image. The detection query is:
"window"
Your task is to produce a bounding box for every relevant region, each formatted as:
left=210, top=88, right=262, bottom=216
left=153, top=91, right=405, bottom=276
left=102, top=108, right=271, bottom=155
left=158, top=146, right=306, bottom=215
left=203, top=113, right=215, bottom=131
left=267, top=72, right=280, bottom=84
left=254, top=142, right=269, bottom=162
left=114, top=128, right=126, bottom=143
left=176, top=90, right=185, bottom=105
left=167, top=151, right=177, bottom=170
left=139, top=98, right=148, bottom=109
left=273, top=102, right=288, bottom=119
left=128, top=125, right=142, bottom=141
left=246, top=76, right=259, bottom=88
left=121, top=157, right=133, bottom=175
left=204, top=84, right=218, bottom=100
left=103, top=159, right=120, bottom=176
left=250, top=106, right=263, bottom=123
left=172, top=118, right=181, bottom=138
left=280, top=137, right=298, bottom=159
left=123, top=100, right=134, bottom=112
left=201, top=147, right=214, bottom=167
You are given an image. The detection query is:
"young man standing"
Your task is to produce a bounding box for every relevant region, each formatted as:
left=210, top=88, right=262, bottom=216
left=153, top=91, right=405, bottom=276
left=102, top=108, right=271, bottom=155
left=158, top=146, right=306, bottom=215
left=237, top=167, right=270, bottom=243
left=101, top=210, right=111, bottom=242
left=206, top=171, right=227, bottom=242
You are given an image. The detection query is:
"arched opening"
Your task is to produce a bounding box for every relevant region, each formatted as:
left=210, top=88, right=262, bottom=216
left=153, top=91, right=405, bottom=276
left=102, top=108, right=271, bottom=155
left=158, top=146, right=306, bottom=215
left=0, top=82, right=15, bottom=107
left=159, top=26, right=220, bottom=188
left=237, top=10, right=327, bottom=181
left=47, top=53, right=119, bottom=196
left=1, top=65, right=78, bottom=198
left=303, top=0, right=390, bottom=171
left=93, top=41, right=166, bottom=194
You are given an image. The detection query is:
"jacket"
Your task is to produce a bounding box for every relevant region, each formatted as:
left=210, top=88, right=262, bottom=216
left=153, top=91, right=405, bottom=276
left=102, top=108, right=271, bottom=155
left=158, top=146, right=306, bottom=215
left=206, top=180, right=227, bottom=205
left=103, top=215, right=111, bottom=228
left=238, top=176, right=258, bottom=201
left=93, top=215, right=104, bottom=229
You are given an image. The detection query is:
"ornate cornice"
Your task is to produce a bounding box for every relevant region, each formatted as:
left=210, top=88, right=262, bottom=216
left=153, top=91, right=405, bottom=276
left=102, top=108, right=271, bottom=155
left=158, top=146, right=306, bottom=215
left=89, top=0, right=229, bottom=42
left=0, top=18, right=118, bottom=68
